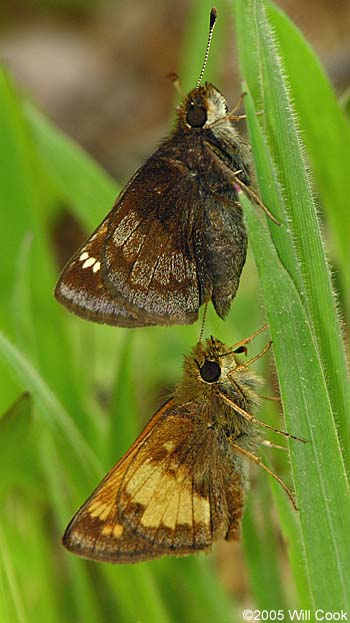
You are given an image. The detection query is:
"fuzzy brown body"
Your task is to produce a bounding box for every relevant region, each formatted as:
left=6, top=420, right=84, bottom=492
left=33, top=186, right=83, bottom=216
left=55, top=83, right=250, bottom=327
left=62, top=337, right=262, bottom=563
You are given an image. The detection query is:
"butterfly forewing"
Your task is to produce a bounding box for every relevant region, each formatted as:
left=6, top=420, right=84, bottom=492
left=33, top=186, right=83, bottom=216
left=54, top=218, right=145, bottom=326
left=102, top=157, right=208, bottom=324
left=55, top=154, right=211, bottom=326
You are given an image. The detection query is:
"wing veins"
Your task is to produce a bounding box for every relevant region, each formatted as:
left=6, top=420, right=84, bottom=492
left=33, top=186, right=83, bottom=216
left=121, top=221, right=173, bottom=300
left=142, top=233, right=171, bottom=295
left=123, top=220, right=153, bottom=280
left=149, top=440, right=196, bottom=547
left=119, top=416, right=213, bottom=551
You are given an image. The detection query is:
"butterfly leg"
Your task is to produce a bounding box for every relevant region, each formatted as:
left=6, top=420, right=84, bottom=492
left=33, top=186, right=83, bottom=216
left=229, top=92, right=246, bottom=116
left=225, top=513, right=243, bottom=541
left=219, top=391, right=307, bottom=444
left=261, top=439, right=288, bottom=452
left=230, top=441, right=298, bottom=511
left=225, top=488, right=245, bottom=542
left=259, top=395, right=281, bottom=402
left=233, top=176, right=281, bottom=225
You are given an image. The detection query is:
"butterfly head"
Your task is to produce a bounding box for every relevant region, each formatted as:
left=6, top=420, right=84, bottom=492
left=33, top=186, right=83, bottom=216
left=179, top=336, right=264, bottom=411
left=177, top=82, right=230, bottom=131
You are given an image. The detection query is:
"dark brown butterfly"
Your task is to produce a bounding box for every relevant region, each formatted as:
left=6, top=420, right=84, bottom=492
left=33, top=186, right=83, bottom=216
left=62, top=328, right=302, bottom=564
left=55, top=9, right=266, bottom=327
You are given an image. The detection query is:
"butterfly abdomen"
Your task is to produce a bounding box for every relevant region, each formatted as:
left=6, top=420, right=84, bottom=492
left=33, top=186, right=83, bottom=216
left=203, top=198, right=247, bottom=318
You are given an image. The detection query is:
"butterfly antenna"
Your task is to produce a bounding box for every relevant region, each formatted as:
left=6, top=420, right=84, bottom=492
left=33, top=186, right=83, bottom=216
left=235, top=340, right=272, bottom=371
left=218, top=325, right=269, bottom=359
left=198, top=304, right=209, bottom=342
left=196, top=7, right=218, bottom=89
left=230, top=324, right=269, bottom=353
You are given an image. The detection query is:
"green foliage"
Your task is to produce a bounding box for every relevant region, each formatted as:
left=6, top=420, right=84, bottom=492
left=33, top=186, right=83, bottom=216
left=0, top=0, right=349, bottom=620
left=234, top=0, right=350, bottom=609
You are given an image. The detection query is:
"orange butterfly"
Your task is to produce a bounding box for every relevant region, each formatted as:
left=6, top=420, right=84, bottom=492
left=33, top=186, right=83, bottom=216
left=63, top=330, right=302, bottom=563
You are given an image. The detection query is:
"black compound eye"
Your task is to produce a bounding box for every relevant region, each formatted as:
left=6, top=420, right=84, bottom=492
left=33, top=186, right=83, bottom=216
left=200, top=360, right=221, bottom=383
left=186, top=105, right=207, bottom=128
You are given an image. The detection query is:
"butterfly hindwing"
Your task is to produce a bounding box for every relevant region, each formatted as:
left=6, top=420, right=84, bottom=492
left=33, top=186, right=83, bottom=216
left=116, top=411, right=213, bottom=553
left=62, top=398, right=241, bottom=563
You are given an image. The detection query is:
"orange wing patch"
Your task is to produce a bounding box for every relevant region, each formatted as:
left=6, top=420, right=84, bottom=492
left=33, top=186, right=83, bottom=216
left=62, top=401, right=217, bottom=563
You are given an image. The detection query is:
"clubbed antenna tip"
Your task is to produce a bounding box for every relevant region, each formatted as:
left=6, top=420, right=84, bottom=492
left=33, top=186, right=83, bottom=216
left=210, top=7, right=217, bottom=28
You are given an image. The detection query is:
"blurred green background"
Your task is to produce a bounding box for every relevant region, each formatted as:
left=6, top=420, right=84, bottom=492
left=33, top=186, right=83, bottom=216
left=0, top=0, right=349, bottom=621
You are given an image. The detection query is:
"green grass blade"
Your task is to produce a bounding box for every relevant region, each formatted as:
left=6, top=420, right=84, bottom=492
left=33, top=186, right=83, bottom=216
left=0, top=523, right=27, bottom=623
left=269, top=476, right=312, bottom=608
left=0, top=68, right=89, bottom=428
left=0, top=393, right=32, bottom=491
left=107, top=332, right=138, bottom=463
left=152, top=555, right=235, bottom=623
left=233, top=0, right=350, bottom=469
left=24, top=102, right=118, bottom=230
left=243, top=496, right=288, bottom=608
left=40, top=433, right=113, bottom=623
left=0, top=331, right=102, bottom=482
left=241, top=86, right=305, bottom=296
left=267, top=2, right=350, bottom=275
left=240, top=190, right=350, bottom=608
left=11, top=234, right=38, bottom=359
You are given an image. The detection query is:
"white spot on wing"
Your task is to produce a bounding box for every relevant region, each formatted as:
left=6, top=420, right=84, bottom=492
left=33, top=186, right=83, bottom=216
left=93, top=261, right=101, bottom=273
left=79, top=252, right=89, bottom=261
left=82, top=257, right=96, bottom=269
